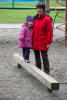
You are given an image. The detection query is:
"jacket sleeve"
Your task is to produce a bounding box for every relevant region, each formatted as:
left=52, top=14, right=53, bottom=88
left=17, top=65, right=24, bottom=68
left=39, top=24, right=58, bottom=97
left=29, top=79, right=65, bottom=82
left=19, top=27, right=26, bottom=41
left=46, top=18, right=53, bottom=46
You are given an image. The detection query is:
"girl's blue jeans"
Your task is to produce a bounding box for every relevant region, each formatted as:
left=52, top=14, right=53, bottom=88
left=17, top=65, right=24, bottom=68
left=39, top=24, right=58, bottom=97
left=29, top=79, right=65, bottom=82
left=22, top=48, right=30, bottom=60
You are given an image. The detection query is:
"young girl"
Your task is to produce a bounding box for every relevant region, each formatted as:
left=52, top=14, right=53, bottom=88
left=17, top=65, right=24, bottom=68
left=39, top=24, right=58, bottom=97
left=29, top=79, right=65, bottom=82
left=18, top=16, right=33, bottom=63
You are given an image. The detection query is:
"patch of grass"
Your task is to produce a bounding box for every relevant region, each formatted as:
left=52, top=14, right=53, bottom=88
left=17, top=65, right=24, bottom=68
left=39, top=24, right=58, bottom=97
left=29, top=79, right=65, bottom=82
left=0, top=3, right=65, bottom=23
left=0, top=9, right=65, bottom=23
left=0, top=9, right=36, bottom=23
left=0, top=3, right=37, bottom=7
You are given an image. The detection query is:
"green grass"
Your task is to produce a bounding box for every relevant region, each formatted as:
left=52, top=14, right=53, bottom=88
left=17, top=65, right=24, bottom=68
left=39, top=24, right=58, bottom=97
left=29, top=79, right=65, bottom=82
left=0, top=3, right=37, bottom=7
left=0, top=9, right=65, bottom=23
left=0, top=3, right=65, bottom=23
left=0, top=3, right=37, bottom=23
left=0, top=9, right=37, bottom=23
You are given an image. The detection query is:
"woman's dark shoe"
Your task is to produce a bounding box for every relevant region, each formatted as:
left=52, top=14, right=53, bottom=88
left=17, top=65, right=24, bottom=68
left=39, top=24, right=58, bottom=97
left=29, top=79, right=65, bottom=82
left=47, top=88, right=52, bottom=93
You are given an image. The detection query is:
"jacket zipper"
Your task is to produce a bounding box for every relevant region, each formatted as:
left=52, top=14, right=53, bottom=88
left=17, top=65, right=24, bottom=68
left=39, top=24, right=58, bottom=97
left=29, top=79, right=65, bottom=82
left=36, top=20, right=40, bottom=49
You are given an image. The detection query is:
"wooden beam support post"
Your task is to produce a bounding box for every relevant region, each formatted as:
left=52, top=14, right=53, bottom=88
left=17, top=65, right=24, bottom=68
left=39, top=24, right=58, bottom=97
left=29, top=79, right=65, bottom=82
left=65, top=0, right=67, bottom=46
left=13, top=54, right=59, bottom=90
left=45, top=0, right=50, bottom=16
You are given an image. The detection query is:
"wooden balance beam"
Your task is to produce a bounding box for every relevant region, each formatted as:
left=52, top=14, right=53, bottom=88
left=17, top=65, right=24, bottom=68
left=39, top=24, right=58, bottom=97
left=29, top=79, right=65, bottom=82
left=13, top=54, right=59, bottom=91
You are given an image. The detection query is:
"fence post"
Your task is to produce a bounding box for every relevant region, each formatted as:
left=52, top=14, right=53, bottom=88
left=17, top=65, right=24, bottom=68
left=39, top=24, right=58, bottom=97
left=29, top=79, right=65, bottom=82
left=12, top=0, right=14, bottom=8
left=43, top=0, right=45, bottom=3
left=38, top=0, right=45, bottom=3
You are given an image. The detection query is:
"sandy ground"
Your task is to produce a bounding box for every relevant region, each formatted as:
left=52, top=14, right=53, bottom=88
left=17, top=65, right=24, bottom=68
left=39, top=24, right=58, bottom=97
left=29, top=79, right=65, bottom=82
left=0, top=27, right=67, bottom=100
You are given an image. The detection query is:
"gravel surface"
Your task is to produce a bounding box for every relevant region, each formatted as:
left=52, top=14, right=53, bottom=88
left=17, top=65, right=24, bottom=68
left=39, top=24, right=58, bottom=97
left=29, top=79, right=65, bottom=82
left=0, top=28, right=67, bottom=100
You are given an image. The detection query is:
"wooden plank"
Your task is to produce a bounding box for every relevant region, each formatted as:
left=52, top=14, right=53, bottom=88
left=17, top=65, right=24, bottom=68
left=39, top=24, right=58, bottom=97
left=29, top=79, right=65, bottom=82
left=13, top=53, right=59, bottom=90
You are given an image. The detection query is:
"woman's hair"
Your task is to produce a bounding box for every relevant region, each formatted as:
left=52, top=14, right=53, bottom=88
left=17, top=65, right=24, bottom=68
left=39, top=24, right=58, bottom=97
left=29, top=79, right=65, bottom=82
left=36, top=2, right=45, bottom=13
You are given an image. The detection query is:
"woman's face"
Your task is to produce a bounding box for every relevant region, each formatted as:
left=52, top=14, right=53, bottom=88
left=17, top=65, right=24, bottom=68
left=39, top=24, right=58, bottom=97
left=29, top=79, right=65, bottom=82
left=37, top=8, right=44, bottom=15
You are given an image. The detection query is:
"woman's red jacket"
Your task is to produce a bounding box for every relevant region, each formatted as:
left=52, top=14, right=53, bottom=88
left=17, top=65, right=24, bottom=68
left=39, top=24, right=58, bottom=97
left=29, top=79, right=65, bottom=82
left=33, top=14, right=53, bottom=50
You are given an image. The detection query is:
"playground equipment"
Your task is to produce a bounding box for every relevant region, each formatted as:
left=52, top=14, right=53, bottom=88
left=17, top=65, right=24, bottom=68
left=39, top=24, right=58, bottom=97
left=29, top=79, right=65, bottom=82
left=13, top=53, right=59, bottom=91
left=39, top=0, right=45, bottom=3
left=52, top=0, right=65, bottom=10
left=53, top=0, right=67, bottom=46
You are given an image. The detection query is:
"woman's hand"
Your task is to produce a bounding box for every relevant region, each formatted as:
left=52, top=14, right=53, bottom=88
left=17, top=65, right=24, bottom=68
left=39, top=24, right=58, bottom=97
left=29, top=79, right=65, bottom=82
left=46, top=45, right=50, bottom=48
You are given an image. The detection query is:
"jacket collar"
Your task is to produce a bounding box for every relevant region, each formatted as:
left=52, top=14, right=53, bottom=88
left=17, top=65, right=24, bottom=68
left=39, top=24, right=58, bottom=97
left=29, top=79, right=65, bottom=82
left=38, top=13, right=46, bottom=19
left=34, top=13, right=46, bottom=20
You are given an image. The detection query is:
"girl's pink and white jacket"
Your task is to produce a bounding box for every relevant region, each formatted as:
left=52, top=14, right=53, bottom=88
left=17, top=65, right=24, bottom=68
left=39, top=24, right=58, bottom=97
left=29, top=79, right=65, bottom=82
left=18, top=23, right=33, bottom=48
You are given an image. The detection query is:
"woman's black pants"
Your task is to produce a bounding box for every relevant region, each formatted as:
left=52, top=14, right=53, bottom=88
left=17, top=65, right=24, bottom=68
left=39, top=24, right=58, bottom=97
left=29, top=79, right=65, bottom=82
left=34, top=50, right=50, bottom=74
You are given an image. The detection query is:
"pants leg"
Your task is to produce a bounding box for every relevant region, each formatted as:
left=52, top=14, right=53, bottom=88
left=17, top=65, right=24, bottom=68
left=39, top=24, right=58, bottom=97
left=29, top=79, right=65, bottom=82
left=34, top=50, right=41, bottom=69
left=24, top=48, right=30, bottom=60
left=41, top=51, right=50, bottom=74
left=22, top=48, right=25, bottom=59
left=22, top=48, right=30, bottom=60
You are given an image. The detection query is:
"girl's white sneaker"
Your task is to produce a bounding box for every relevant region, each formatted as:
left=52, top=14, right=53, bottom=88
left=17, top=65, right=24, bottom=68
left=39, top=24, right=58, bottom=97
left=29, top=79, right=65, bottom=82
left=25, top=60, right=30, bottom=63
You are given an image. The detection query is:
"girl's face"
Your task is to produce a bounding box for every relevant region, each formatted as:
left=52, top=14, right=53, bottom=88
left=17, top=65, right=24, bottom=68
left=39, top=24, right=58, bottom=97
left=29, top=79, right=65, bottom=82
left=28, top=21, right=33, bottom=27
left=37, top=8, right=44, bottom=15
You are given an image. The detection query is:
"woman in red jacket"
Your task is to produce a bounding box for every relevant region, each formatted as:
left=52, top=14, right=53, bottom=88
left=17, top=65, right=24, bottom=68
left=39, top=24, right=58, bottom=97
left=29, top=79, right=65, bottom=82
left=33, top=2, right=53, bottom=75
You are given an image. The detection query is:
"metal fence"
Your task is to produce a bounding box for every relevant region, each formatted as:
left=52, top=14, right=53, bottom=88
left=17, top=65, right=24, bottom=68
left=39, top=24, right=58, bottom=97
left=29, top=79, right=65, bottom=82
left=0, top=0, right=39, bottom=9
